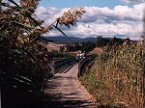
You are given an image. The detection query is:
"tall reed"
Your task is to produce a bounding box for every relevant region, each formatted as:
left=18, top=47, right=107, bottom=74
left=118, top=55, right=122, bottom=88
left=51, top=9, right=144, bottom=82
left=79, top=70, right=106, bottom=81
left=80, top=42, right=144, bottom=107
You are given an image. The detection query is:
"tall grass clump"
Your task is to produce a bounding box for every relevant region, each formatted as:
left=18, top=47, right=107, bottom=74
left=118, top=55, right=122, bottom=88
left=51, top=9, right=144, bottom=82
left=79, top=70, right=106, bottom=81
left=80, top=42, right=144, bottom=108
left=1, top=0, right=85, bottom=107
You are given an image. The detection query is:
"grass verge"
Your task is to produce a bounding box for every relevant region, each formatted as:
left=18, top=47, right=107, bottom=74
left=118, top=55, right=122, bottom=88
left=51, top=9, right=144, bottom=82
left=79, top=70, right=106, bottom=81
left=80, top=43, right=144, bottom=108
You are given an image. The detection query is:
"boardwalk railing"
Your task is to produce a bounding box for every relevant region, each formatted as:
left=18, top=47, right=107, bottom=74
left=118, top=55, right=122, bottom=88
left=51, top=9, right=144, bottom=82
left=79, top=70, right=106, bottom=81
left=51, top=57, right=77, bottom=73
left=41, top=57, right=77, bottom=92
left=78, top=55, right=96, bottom=77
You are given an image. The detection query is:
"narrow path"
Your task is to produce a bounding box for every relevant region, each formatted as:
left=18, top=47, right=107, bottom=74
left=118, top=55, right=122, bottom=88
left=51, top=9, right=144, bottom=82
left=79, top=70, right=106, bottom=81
left=44, top=64, right=96, bottom=108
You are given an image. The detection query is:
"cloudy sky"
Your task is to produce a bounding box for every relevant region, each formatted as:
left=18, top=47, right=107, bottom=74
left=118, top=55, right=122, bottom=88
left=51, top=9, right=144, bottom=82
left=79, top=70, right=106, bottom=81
left=35, top=0, right=144, bottom=40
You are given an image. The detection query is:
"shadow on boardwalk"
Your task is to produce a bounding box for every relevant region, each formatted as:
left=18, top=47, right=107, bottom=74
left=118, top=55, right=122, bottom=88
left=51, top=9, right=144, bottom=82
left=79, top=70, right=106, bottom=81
left=2, top=63, right=125, bottom=108
left=42, top=97, right=94, bottom=108
left=2, top=91, right=123, bottom=108
left=2, top=92, right=93, bottom=108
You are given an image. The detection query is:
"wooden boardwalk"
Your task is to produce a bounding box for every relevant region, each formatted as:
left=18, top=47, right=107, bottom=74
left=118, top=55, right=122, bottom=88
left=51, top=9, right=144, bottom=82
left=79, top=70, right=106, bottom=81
left=44, top=64, right=96, bottom=108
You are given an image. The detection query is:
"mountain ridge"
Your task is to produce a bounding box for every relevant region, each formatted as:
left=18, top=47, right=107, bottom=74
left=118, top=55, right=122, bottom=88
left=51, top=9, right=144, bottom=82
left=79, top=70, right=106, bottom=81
left=41, top=36, right=97, bottom=43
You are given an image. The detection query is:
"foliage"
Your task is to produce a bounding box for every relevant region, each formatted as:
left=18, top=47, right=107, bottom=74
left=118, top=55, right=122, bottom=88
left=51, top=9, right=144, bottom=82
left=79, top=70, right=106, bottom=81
left=80, top=42, right=144, bottom=107
left=0, top=0, right=85, bottom=107
left=1, top=0, right=50, bottom=94
left=66, top=42, right=96, bottom=52
left=81, top=42, right=96, bottom=52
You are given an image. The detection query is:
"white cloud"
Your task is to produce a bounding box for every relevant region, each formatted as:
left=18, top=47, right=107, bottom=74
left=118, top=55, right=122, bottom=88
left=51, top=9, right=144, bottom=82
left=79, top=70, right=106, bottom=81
left=121, top=0, right=144, bottom=3
left=35, top=3, right=144, bottom=40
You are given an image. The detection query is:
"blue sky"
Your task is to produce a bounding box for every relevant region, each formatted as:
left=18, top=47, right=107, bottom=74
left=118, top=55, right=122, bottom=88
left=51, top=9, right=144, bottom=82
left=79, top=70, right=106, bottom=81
left=36, top=0, right=144, bottom=40
left=39, top=0, right=132, bottom=8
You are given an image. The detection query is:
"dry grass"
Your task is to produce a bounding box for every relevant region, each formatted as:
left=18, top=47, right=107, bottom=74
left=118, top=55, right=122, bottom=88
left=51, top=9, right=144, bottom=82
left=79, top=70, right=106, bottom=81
left=80, top=42, right=144, bottom=108
left=89, top=47, right=104, bottom=55
left=1, top=1, right=86, bottom=107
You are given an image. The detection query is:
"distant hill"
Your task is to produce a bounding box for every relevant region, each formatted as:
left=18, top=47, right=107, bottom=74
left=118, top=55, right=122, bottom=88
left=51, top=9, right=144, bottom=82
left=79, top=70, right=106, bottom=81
left=41, top=36, right=97, bottom=43
left=40, top=36, right=138, bottom=46
left=39, top=36, right=54, bottom=43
